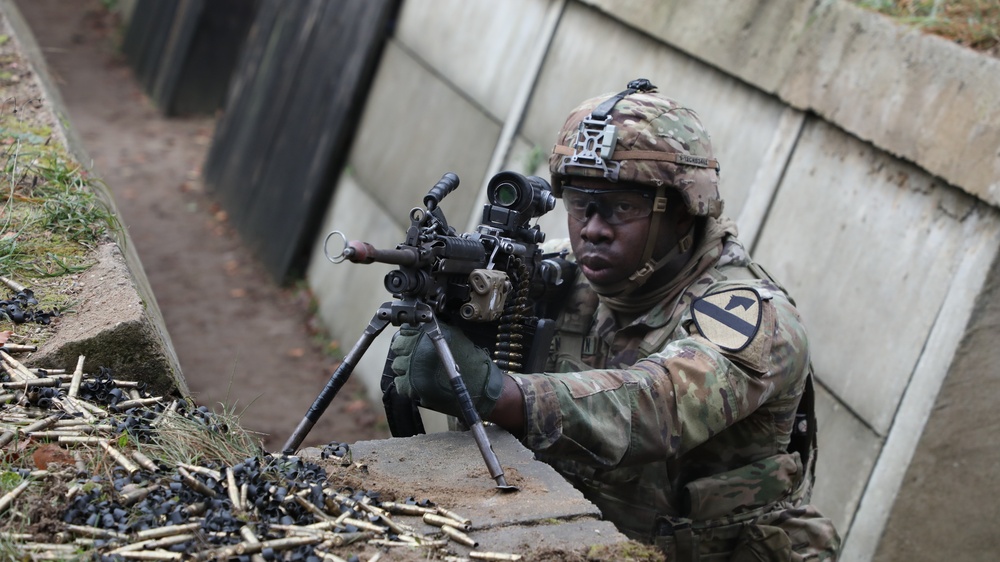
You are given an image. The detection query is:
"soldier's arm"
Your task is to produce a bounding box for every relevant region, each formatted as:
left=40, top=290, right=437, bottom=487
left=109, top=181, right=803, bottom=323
left=501, top=289, right=809, bottom=467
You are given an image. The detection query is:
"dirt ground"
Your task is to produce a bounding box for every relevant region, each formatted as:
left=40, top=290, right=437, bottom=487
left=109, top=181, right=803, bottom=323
left=12, top=0, right=389, bottom=452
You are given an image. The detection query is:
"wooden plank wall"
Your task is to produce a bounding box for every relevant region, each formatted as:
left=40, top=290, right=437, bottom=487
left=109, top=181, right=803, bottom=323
left=202, top=0, right=400, bottom=282
left=122, top=0, right=258, bottom=116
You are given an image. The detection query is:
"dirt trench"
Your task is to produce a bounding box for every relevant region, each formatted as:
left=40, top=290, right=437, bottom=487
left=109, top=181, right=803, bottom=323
left=13, top=0, right=390, bottom=452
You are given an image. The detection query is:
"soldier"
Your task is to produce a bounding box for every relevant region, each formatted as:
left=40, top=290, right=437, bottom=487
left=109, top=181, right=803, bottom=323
left=390, top=79, right=841, bottom=560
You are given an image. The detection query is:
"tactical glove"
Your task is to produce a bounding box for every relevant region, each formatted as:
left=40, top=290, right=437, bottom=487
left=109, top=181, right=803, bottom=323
left=390, top=322, right=503, bottom=419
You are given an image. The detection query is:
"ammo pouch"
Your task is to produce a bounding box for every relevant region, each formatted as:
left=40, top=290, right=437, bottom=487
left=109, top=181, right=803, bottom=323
left=655, top=519, right=792, bottom=562
left=654, top=452, right=806, bottom=562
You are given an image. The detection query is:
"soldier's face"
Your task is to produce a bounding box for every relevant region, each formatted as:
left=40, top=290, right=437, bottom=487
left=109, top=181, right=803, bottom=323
left=565, top=177, right=657, bottom=287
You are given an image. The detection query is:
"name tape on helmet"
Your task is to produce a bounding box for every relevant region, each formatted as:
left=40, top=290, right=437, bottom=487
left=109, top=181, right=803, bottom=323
left=553, top=145, right=720, bottom=171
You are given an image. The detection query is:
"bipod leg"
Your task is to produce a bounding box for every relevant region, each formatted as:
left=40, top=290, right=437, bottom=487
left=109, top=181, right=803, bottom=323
left=282, top=305, right=392, bottom=454
left=424, top=316, right=518, bottom=492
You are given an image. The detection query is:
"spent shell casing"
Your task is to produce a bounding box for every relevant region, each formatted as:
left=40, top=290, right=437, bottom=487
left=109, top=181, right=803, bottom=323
left=68, top=355, right=85, bottom=398
left=238, top=525, right=260, bottom=543
left=177, top=467, right=216, bottom=497
left=470, top=551, right=524, bottom=561
left=110, top=533, right=195, bottom=554
left=113, top=397, right=163, bottom=411
left=328, top=531, right=370, bottom=546
left=1, top=343, right=37, bottom=352
left=293, top=495, right=334, bottom=521
left=226, top=467, right=241, bottom=510
left=381, top=500, right=436, bottom=516
left=0, top=478, right=32, bottom=514
left=1, top=350, right=37, bottom=381
left=0, top=430, right=17, bottom=447
left=1, top=378, right=59, bottom=388
left=340, top=516, right=387, bottom=533
left=304, top=520, right=340, bottom=531
left=134, top=522, right=201, bottom=540
left=178, top=462, right=222, bottom=482
left=440, top=524, right=478, bottom=547
left=23, top=413, right=62, bottom=434
left=64, top=524, right=128, bottom=541
left=0, top=275, right=26, bottom=292
left=116, top=550, right=184, bottom=560
left=57, top=435, right=105, bottom=444
left=423, top=512, right=471, bottom=531
left=73, top=398, right=109, bottom=418
left=120, top=485, right=158, bottom=506
left=131, top=450, right=160, bottom=473
left=314, top=549, right=350, bottom=562
left=436, top=506, right=472, bottom=526
left=99, top=440, right=140, bottom=474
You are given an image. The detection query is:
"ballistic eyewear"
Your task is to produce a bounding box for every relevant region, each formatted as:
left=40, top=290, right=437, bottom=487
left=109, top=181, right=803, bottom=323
left=562, top=185, right=656, bottom=225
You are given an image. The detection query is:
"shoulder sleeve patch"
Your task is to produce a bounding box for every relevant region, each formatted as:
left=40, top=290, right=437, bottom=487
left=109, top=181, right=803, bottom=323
left=691, top=287, right=763, bottom=352
left=690, top=287, right=776, bottom=373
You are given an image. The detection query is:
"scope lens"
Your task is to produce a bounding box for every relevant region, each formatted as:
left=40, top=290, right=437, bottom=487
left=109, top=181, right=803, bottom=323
left=492, top=182, right=519, bottom=207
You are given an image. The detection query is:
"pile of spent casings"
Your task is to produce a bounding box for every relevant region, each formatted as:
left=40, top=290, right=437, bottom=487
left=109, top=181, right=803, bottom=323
left=0, top=353, right=520, bottom=562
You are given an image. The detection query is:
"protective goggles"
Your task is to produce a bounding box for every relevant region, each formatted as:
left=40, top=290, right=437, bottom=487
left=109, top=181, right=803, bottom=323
left=561, top=185, right=658, bottom=225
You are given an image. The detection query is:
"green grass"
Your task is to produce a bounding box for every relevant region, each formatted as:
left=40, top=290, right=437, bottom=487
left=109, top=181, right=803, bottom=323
left=1, top=115, right=117, bottom=274
left=148, top=403, right=264, bottom=468
left=854, top=0, right=1000, bottom=51
left=0, top=107, right=122, bottom=338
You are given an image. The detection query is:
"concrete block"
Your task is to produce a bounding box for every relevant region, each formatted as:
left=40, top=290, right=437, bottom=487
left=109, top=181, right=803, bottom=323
left=347, top=40, right=501, bottom=228
left=780, top=1, right=1000, bottom=208
left=812, top=382, right=882, bottom=536
left=579, top=0, right=814, bottom=95
left=395, top=0, right=556, bottom=121
left=753, top=118, right=993, bottom=435
left=875, top=251, right=1000, bottom=561
left=524, top=1, right=790, bottom=219
left=301, top=426, right=629, bottom=557
left=840, top=201, right=1000, bottom=560
left=580, top=0, right=1000, bottom=210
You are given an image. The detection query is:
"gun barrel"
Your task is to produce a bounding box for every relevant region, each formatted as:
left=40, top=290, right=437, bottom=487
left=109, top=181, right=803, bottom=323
left=344, top=241, right=420, bottom=266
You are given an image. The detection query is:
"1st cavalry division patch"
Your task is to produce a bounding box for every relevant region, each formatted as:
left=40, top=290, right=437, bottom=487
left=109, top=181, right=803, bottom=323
left=691, top=288, right=763, bottom=352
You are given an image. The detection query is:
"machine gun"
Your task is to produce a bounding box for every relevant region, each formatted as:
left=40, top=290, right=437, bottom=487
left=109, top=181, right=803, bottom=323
left=282, top=171, right=573, bottom=490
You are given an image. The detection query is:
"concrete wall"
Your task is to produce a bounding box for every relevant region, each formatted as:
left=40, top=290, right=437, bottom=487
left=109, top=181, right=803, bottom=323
left=306, top=1, right=1000, bottom=559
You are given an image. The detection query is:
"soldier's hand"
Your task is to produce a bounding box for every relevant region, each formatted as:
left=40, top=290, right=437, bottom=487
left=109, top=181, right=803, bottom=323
left=391, top=322, right=503, bottom=419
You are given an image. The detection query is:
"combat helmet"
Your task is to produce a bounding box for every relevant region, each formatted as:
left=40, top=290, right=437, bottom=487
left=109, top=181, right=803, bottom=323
left=548, top=79, right=722, bottom=299
left=549, top=78, right=722, bottom=217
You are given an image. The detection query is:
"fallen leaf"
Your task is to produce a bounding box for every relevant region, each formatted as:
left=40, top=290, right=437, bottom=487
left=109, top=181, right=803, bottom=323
left=286, top=348, right=305, bottom=358
left=33, top=444, right=74, bottom=470
left=230, top=288, right=247, bottom=299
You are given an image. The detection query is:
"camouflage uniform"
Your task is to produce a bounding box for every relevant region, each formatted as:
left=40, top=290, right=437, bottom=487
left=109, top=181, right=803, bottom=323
left=508, top=80, right=842, bottom=559
left=512, top=217, right=840, bottom=560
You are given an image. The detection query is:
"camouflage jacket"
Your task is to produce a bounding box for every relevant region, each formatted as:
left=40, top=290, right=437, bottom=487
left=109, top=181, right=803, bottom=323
left=512, top=220, right=840, bottom=559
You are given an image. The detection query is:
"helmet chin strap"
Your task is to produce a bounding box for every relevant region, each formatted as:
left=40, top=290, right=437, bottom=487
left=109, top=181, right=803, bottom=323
left=589, top=186, right=694, bottom=301
left=590, top=229, right=694, bottom=300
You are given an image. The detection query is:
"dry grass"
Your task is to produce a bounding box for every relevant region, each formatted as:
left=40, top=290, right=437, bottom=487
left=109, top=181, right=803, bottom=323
left=855, top=0, right=1000, bottom=53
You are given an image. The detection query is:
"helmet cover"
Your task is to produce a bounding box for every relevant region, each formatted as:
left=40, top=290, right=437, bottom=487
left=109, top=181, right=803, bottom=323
left=549, top=81, right=723, bottom=218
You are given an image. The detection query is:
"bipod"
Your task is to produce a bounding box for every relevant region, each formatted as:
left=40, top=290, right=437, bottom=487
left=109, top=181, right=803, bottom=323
left=281, top=300, right=517, bottom=492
